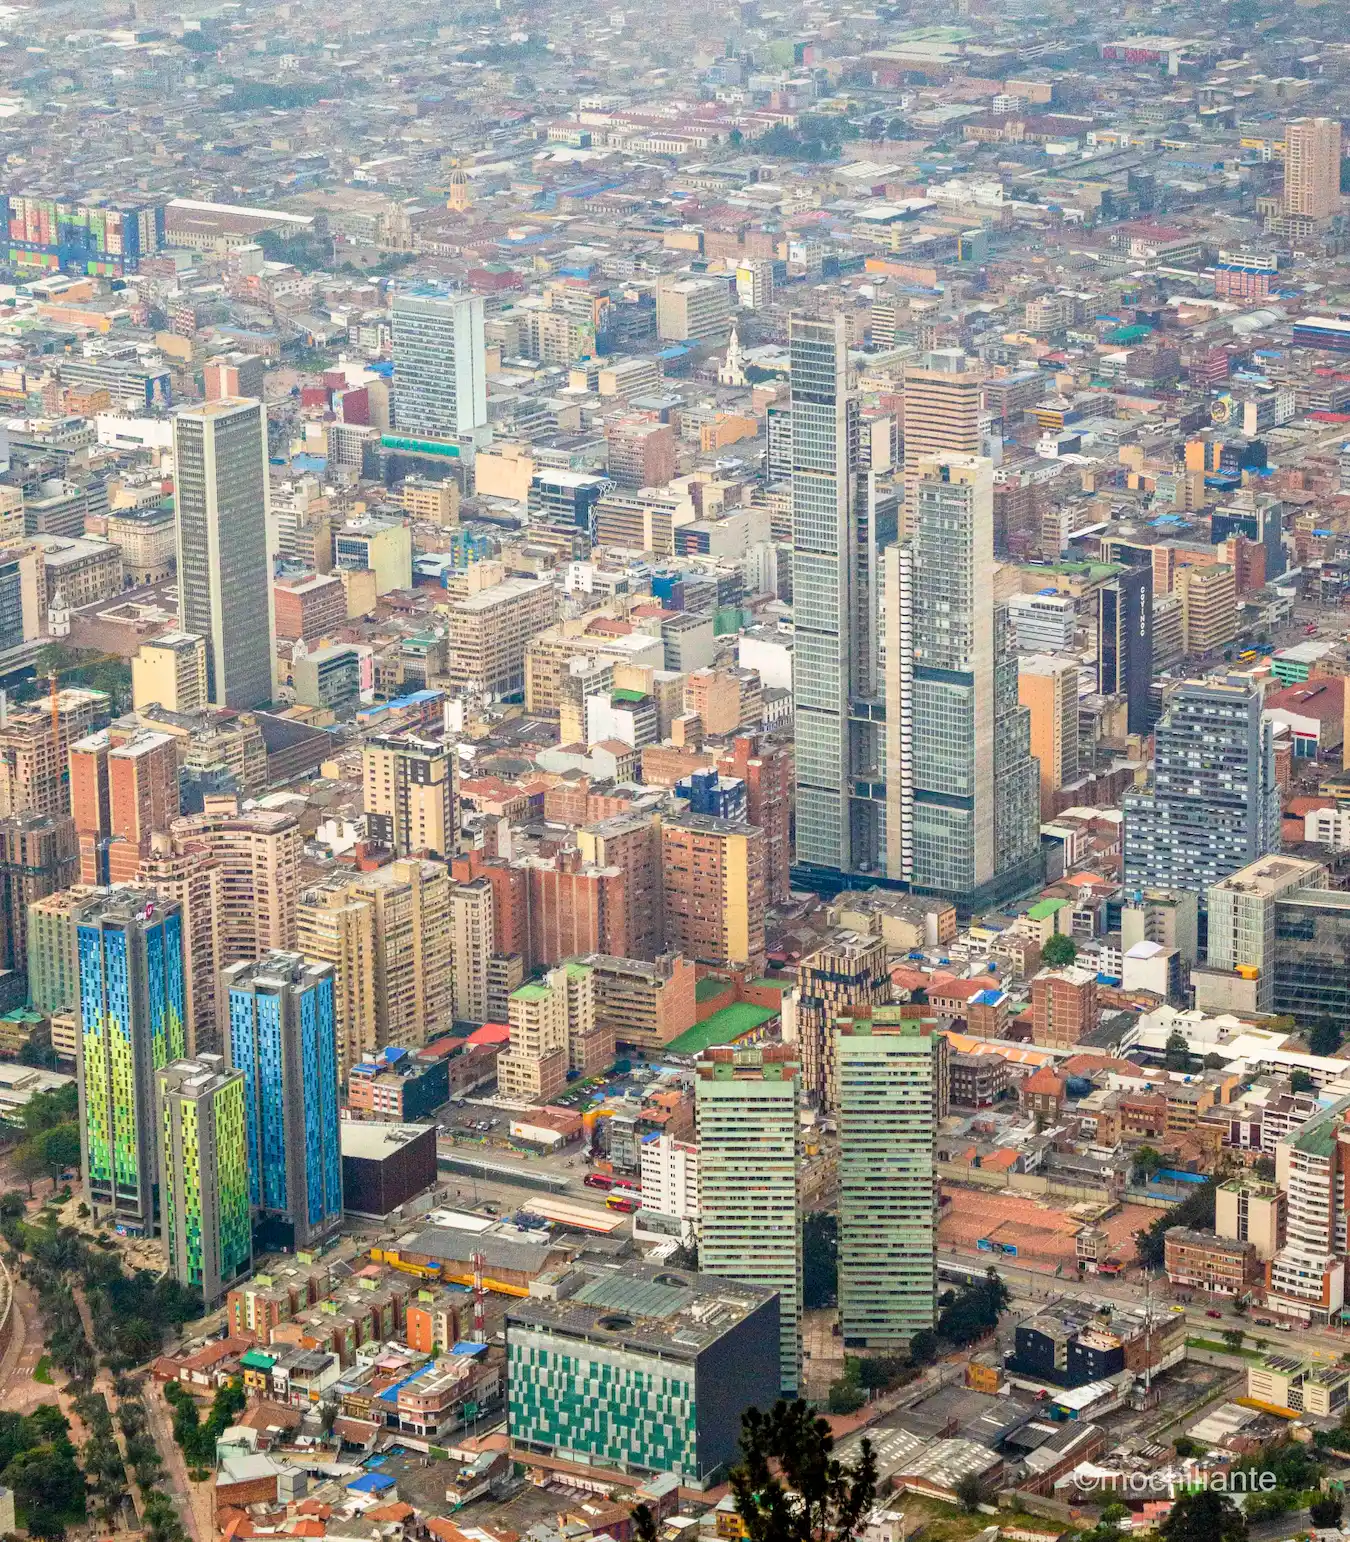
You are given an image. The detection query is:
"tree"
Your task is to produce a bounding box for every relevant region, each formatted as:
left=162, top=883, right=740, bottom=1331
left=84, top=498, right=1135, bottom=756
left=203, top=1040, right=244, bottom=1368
left=2, top=1443, right=85, bottom=1539
left=954, top=1472, right=986, bottom=1513
left=1137, top=1178, right=1217, bottom=1268
left=908, top=1330, right=938, bottom=1367
left=34, top=1126, right=80, bottom=1187
left=1132, top=1146, right=1164, bottom=1184
left=727, top=1401, right=877, bottom=1542
left=1164, top=1030, right=1193, bottom=1072
left=938, top=1268, right=1010, bottom=1346
left=1221, top=1328, right=1245, bottom=1352
left=1173, top=1435, right=1199, bottom=1458
left=802, top=1212, right=838, bottom=1310
left=1310, top=1496, right=1343, bottom=1529
left=1310, top=1022, right=1342, bottom=1057
left=1253, top=1155, right=1276, bottom=1180
left=1041, top=934, right=1077, bottom=968
left=1290, top=1069, right=1316, bottom=1094
left=1158, top=1489, right=1247, bottom=1542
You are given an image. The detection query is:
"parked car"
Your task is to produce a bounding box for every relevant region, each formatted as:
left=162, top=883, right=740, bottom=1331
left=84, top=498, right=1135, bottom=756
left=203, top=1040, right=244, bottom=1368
left=1205, top=1309, right=1223, bottom=1319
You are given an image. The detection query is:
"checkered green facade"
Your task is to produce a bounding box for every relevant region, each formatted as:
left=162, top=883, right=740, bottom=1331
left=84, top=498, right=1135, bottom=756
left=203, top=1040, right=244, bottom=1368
left=508, top=1328, right=697, bottom=1478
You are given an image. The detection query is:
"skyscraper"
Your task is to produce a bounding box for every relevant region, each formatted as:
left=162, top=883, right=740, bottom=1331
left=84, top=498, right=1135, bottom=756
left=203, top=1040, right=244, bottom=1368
left=224, top=952, right=342, bottom=1252
left=158, top=1054, right=252, bottom=1305
left=788, top=314, right=885, bottom=877
left=76, top=891, right=187, bottom=1232
left=885, top=454, right=1041, bottom=908
left=1123, top=676, right=1279, bottom=900
left=836, top=1012, right=946, bottom=1349
left=695, top=1045, right=802, bottom=1396
left=1096, top=567, right=1154, bottom=736
left=900, top=351, right=982, bottom=522
left=1283, top=117, right=1342, bottom=220
left=173, top=398, right=276, bottom=709
left=392, top=291, right=488, bottom=442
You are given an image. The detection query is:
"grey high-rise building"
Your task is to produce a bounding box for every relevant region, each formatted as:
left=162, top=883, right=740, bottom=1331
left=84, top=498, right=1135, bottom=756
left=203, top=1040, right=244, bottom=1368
left=173, top=398, right=275, bottom=709
left=1123, top=676, right=1279, bottom=900
left=789, top=314, right=885, bottom=878
left=884, top=453, right=1041, bottom=909
left=392, top=291, right=488, bottom=442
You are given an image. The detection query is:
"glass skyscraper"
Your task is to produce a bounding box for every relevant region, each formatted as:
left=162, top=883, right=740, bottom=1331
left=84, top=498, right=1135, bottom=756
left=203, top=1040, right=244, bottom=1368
left=76, top=891, right=187, bottom=1233
left=224, top=952, right=342, bottom=1252
left=391, top=291, right=488, bottom=442
left=885, top=453, right=1041, bottom=908
left=789, top=314, right=886, bottom=877
left=1123, top=676, right=1279, bottom=899
left=158, top=1054, right=252, bottom=1305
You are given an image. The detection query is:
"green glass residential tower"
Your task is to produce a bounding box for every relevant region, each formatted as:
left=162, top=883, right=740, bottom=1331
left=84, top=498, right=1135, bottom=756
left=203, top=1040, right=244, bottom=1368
left=158, top=1054, right=252, bottom=1306
left=76, top=890, right=187, bottom=1233
left=694, top=1045, right=802, bottom=1395
left=836, top=1011, right=948, bottom=1349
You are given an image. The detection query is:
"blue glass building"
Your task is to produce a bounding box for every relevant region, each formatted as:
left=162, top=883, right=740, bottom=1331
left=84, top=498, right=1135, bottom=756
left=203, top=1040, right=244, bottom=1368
left=224, top=952, right=342, bottom=1252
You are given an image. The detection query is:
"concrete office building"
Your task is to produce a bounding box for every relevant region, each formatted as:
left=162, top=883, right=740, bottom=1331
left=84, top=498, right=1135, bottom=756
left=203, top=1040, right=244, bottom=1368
left=173, top=398, right=276, bottom=709
left=77, top=891, right=187, bottom=1232
left=656, top=278, right=732, bottom=342
left=696, top=1045, right=802, bottom=1395
left=795, top=931, right=889, bottom=1110
left=1206, top=855, right=1328, bottom=1011
left=158, top=1054, right=252, bottom=1305
left=660, top=814, right=766, bottom=972
left=1018, top=655, right=1080, bottom=817
left=298, top=860, right=452, bottom=1066
left=69, top=726, right=179, bottom=885
left=885, top=454, right=1040, bottom=909
left=448, top=876, right=494, bottom=1025
left=131, top=632, right=208, bottom=714
left=0, top=813, right=78, bottom=978
left=391, top=291, right=488, bottom=440
left=788, top=314, right=886, bottom=878
left=1123, top=677, right=1279, bottom=901
left=1284, top=117, right=1342, bottom=220
left=224, top=953, right=343, bottom=1252
left=362, top=734, right=456, bottom=857
left=900, top=351, right=982, bottom=522
left=836, top=1013, right=947, bottom=1349
left=506, top=1261, right=780, bottom=1486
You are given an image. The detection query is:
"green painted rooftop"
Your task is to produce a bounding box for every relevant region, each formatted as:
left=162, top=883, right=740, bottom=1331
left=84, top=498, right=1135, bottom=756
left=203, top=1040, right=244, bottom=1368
left=664, top=1003, right=777, bottom=1057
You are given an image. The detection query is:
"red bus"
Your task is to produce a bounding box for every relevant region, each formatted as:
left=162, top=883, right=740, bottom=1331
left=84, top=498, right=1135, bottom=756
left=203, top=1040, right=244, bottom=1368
left=610, top=1177, right=640, bottom=1194
left=606, top=1194, right=639, bottom=1213
left=583, top=1173, right=614, bottom=1191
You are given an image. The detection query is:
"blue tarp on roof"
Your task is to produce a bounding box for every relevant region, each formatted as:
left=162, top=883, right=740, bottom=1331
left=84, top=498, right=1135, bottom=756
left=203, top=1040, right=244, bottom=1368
left=347, top=1472, right=397, bottom=1493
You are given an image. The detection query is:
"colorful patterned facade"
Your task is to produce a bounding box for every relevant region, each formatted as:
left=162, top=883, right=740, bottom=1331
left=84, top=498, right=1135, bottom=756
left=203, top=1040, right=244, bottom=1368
left=224, top=953, right=342, bottom=1251
left=159, top=1055, right=252, bottom=1305
left=76, top=894, right=186, bottom=1232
